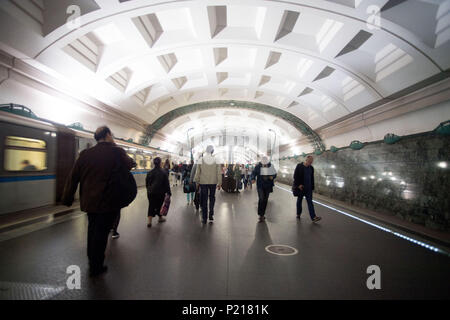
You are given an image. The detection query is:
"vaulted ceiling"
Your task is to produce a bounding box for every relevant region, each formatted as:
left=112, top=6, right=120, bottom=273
left=1, top=0, right=449, bottom=155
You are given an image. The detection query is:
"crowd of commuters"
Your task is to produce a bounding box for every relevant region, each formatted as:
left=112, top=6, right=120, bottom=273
left=62, top=126, right=321, bottom=277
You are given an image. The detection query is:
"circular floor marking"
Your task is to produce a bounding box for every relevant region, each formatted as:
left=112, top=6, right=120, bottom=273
left=265, top=244, right=298, bottom=256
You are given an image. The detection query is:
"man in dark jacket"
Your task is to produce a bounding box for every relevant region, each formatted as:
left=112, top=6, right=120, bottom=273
left=62, top=126, right=136, bottom=276
left=146, top=157, right=171, bottom=227
left=293, top=155, right=322, bottom=222
left=251, top=157, right=277, bottom=222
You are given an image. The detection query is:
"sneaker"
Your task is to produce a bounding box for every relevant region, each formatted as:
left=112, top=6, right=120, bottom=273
left=312, top=216, right=322, bottom=222
left=111, top=232, right=120, bottom=239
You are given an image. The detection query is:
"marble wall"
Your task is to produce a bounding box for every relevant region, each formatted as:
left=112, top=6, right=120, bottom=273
left=277, top=132, right=450, bottom=232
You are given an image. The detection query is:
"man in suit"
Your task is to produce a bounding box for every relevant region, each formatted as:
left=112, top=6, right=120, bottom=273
left=62, top=126, right=135, bottom=276
left=293, top=155, right=322, bottom=222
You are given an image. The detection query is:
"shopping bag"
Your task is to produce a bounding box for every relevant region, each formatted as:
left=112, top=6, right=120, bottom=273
left=160, top=194, right=171, bottom=216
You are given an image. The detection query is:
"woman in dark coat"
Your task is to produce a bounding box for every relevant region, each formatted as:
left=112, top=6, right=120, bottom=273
left=146, top=157, right=171, bottom=227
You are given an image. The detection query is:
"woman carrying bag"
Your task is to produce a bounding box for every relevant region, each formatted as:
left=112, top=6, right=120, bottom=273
left=146, top=157, right=171, bottom=228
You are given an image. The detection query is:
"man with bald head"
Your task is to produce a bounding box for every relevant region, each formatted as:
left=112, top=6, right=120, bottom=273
left=62, top=126, right=136, bottom=276
left=293, top=155, right=321, bottom=222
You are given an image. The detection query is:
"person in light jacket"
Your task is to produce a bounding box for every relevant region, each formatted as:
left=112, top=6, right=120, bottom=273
left=194, top=145, right=222, bottom=224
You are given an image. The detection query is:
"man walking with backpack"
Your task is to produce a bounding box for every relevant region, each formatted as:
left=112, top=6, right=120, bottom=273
left=62, top=126, right=136, bottom=276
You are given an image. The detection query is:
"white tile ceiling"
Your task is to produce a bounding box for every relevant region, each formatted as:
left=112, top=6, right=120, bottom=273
left=1, top=0, right=449, bottom=144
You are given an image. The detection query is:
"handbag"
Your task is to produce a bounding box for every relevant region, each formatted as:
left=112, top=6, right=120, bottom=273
left=292, top=183, right=300, bottom=197
left=160, top=194, right=171, bottom=216
left=183, top=182, right=196, bottom=193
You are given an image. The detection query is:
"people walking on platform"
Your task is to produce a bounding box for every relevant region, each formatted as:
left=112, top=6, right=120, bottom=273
left=233, top=163, right=242, bottom=193
left=194, top=145, right=222, bottom=224
left=183, top=160, right=195, bottom=205
left=163, top=159, right=170, bottom=175
left=62, top=126, right=136, bottom=277
left=190, top=154, right=201, bottom=210
left=251, top=157, right=277, bottom=222
left=246, top=164, right=253, bottom=189
left=293, top=155, right=322, bottom=222
left=240, top=164, right=247, bottom=189
left=146, top=157, right=171, bottom=228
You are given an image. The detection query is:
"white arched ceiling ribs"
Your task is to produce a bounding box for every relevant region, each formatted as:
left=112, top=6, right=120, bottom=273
left=34, top=0, right=446, bottom=73
left=271, top=0, right=447, bottom=71
left=110, top=44, right=381, bottom=105
left=122, top=64, right=354, bottom=112
left=16, top=0, right=447, bottom=130
left=33, top=4, right=421, bottom=100
left=93, top=40, right=384, bottom=100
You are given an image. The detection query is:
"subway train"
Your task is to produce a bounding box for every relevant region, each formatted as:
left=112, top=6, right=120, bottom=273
left=0, top=104, right=180, bottom=215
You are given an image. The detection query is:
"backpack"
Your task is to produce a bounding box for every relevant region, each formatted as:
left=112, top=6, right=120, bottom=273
left=105, top=148, right=137, bottom=208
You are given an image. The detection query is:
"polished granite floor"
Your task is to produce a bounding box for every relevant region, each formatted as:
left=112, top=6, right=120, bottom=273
left=0, top=184, right=449, bottom=300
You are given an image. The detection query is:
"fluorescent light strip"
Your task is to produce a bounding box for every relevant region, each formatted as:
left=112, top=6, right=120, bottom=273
left=275, top=185, right=449, bottom=256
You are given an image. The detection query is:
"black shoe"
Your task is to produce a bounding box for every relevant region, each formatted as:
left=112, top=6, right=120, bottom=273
left=89, top=265, right=108, bottom=277
left=202, top=220, right=207, bottom=224
left=111, top=231, right=120, bottom=239
left=312, top=216, right=322, bottom=222
left=209, top=215, right=214, bottom=221
left=296, top=215, right=301, bottom=219
left=147, top=223, right=152, bottom=228
left=258, top=216, right=266, bottom=222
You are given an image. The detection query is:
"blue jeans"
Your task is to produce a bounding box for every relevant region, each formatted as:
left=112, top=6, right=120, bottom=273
left=200, top=184, right=216, bottom=221
left=187, top=192, right=195, bottom=202
left=296, top=190, right=316, bottom=219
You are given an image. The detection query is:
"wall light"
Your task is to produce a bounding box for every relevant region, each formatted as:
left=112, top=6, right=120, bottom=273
left=438, top=162, right=447, bottom=169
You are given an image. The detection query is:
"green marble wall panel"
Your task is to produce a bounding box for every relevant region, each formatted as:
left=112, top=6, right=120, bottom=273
left=277, top=133, right=450, bottom=232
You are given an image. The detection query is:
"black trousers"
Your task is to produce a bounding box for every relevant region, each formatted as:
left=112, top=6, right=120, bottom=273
left=200, top=184, right=216, bottom=221
left=87, top=211, right=118, bottom=271
left=148, top=193, right=165, bottom=217
left=112, top=211, right=121, bottom=232
left=257, top=187, right=271, bottom=216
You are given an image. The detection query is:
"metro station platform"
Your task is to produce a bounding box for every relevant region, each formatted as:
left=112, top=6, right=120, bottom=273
left=0, top=185, right=449, bottom=300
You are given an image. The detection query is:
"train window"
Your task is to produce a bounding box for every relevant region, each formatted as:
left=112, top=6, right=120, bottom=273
left=4, top=136, right=47, bottom=171
left=5, top=136, right=46, bottom=149
left=135, top=154, right=144, bottom=169
left=143, top=155, right=151, bottom=169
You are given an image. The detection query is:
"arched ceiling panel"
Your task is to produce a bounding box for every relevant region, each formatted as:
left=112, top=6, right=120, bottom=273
left=1, top=0, right=449, bottom=150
